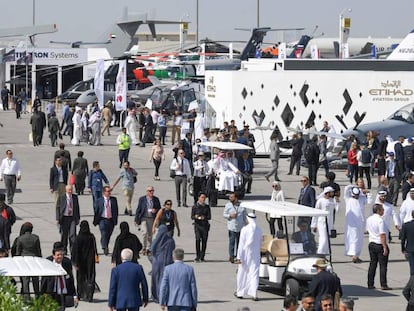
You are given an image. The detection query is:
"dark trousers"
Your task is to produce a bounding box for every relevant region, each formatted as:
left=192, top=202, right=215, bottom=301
left=289, top=155, right=301, bottom=175
left=194, top=224, right=209, bottom=260
left=2, top=99, right=8, bottom=111
left=119, top=148, right=130, bottom=166
left=408, top=252, right=414, bottom=275
left=242, top=173, right=252, bottom=193
left=228, top=230, right=240, bottom=258
left=50, top=131, right=58, bottom=147
left=407, top=304, right=414, bottom=311
left=21, top=276, right=39, bottom=299
left=349, top=164, right=358, bottom=183
left=193, top=176, right=206, bottom=203
left=60, top=216, right=76, bottom=254
left=153, top=159, right=161, bottom=177
left=174, top=175, right=187, bottom=206
left=159, top=126, right=167, bottom=145
left=318, top=159, right=329, bottom=176
left=368, top=242, right=389, bottom=287
left=389, top=177, right=401, bottom=206
left=359, top=166, right=372, bottom=189
left=268, top=217, right=283, bottom=236
left=308, top=163, right=318, bottom=185
left=99, top=218, right=114, bottom=250
left=3, top=174, right=16, bottom=204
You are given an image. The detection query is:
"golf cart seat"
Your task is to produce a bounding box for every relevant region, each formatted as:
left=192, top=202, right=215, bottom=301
left=261, top=234, right=273, bottom=253
left=267, top=238, right=288, bottom=267
left=260, top=234, right=273, bottom=264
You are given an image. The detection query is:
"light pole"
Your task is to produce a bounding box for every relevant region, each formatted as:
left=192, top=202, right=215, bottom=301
left=339, top=8, right=351, bottom=59
left=196, top=0, right=199, bottom=45
left=256, top=0, right=260, bottom=28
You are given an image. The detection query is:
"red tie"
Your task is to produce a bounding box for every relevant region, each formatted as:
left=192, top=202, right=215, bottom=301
left=67, top=196, right=73, bottom=216
left=106, top=199, right=112, bottom=219
left=58, top=276, right=65, bottom=290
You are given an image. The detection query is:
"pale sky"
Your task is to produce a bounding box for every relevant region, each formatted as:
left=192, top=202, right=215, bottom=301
left=1, top=0, right=413, bottom=46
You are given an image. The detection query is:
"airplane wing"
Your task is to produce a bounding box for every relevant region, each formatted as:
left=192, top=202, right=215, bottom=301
left=308, top=129, right=345, bottom=140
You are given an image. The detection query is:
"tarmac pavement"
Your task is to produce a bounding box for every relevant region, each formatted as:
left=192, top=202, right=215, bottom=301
left=0, top=110, right=409, bottom=310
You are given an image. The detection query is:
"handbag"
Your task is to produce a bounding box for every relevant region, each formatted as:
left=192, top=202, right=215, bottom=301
left=69, top=174, right=75, bottom=185
left=95, top=254, right=100, bottom=263
left=133, top=176, right=137, bottom=183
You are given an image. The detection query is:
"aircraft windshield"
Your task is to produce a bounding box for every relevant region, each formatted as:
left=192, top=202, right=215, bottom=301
left=388, top=103, right=414, bottom=124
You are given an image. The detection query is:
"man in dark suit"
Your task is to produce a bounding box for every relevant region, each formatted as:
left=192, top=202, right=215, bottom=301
left=298, top=176, right=316, bottom=227
left=401, top=210, right=414, bottom=275
left=134, top=186, right=161, bottom=256
left=41, top=242, right=78, bottom=309
left=49, top=157, right=68, bottom=204
left=309, top=259, right=342, bottom=311
left=403, top=275, right=414, bottom=311
left=238, top=151, right=254, bottom=193
left=159, top=248, right=197, bottom=311
left=292, top=221, right=317, bottom=254
left=108, top=248, right=148, bottom=311
left=56, top=185, right=80, bottom=255
left=93, top=185, right=118, bottom=255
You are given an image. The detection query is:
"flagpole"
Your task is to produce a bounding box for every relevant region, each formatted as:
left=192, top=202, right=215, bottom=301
left=25, top=35, right=28, bottom=109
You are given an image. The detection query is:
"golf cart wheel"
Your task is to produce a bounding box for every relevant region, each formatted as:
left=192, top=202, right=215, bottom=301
left=285, top=278, right=300, bottom=298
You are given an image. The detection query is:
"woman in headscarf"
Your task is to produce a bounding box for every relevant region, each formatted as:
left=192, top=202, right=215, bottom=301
left=111, top=221, right=143, bottom=266
left=150, top=224, right=175, bottom=303
left=267, top=181, right=285, bottom=236
left=72, top=220, right=98, bottom=302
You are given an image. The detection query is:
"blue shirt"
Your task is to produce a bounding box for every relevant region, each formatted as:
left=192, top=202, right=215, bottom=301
left=223, top=202, right=246, bottom=232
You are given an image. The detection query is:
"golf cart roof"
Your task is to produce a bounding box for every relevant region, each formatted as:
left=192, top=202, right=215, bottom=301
left=0, top=256, right=67, bottom=277
left=199, top=141, right=252, bottom=150
left=241, top=200, right=329, bottom=218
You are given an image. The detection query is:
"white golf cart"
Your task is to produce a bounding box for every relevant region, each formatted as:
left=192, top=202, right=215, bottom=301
left=198, top=141, right=253, bottom=202
left=0, top=256, right=68, bottom=306
left=240, top=200, right=333, bottom=298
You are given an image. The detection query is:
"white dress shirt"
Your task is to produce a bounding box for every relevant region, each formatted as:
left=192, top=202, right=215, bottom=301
left=0, top=157, right=21, bottom=177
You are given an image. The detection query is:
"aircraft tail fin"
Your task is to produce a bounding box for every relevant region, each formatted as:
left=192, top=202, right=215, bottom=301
left=387, top=29, right=414, bottom=60
left=288, top=35, right=311, bottom=58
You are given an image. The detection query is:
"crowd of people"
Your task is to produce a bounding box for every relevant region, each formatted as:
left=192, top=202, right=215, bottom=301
left=2, top=94, right=414, bottom=310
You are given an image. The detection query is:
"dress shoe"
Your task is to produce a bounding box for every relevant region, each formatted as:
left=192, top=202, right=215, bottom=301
left=183, top=204, right=188, bottom=208
left=368, top=285, right=376, bottom=289
left=128, top=210, right=133, bottom=216
left=229, top=256, right=234, bottom=263
left=265, top=175, right=270, bottom=182
left=287, top=173, right=292, bottom=175
left=194, top=258, right=200, bottom=263
left=252, top=297, right=259, bottom=301
left=104, top=248, right=109, bottom=256
left=381, top=286, right=392, bottom=290
left=124, top=208, right=128, bottom=215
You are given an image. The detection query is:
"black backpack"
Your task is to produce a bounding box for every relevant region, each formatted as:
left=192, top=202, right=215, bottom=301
left=361, top=149, right=372, bottom=164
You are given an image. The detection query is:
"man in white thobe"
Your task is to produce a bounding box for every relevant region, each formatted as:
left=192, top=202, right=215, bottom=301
left=311, top=186, right=336, bottom=255
left=194, top=112, right=205, bottom=141
left=125, top=110, right=139, bottom=145
left=235, top=212, right=262, bottom=301
left=400, top=189, right=414, bottom=225
left=71, top=108, right=82, bottom=146
left=344, top=185, right=366, bottom=263
left=214, top=152, right=240, bottom=192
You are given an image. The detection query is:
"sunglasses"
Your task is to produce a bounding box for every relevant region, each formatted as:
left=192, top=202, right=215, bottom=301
left=323, top=303, right=332, bottom=307
left=300, top=179, right=307, bottom=182
left=147, top=189, right=154, bottom=192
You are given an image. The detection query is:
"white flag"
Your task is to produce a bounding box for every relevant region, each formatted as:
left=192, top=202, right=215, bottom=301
left=311, top=45, right=319, bottom=59
left=278, top=43, right=286, bottom=59
left=94, top=59, right=105, bottom=108
left=196, top=43, right=205, bottom=76
left=115, top=60, right=127, bottom=111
